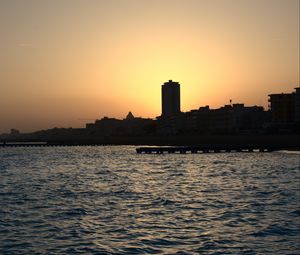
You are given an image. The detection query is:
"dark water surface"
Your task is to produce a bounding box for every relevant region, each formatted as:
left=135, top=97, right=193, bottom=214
left=0, top=146, right=299, bottom=254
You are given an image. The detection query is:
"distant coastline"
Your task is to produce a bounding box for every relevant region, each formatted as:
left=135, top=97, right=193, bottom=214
left=1, top=134, right=299, bottom=151
left=1, top=82, right=299, bottom=143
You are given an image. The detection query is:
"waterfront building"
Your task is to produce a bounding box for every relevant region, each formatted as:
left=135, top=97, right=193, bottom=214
left=86, top=113, right=156, bottom=135
left=86, top=117, right=122, bottom=135
left=183, top=104, right=268, bottom=134
left=184, top=106, right=210, bottom=133
left=295, top=87, right=300, bottom=123
left=268, top=92, right=295, bottom=123
left=161, top=80, right=181, bottom=118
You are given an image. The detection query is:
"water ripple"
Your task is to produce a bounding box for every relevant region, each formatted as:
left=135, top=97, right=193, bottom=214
left=0, top=146, right=299, bottom=254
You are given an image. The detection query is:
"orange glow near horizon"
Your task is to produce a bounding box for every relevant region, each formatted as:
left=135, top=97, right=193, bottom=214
left=0, top=0, right=299, bottom=132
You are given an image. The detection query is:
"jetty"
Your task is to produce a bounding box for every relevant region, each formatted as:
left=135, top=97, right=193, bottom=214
left=136, top=145, right=283, bottom=154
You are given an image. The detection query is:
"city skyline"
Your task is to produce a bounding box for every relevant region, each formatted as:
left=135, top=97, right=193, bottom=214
left=0, top=0, right=299, bottom=133
left=2, top=82, right=299, bottom=135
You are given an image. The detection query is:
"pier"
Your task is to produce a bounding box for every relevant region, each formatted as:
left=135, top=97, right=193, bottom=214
left=0, top=142, right=297, bottom=152
left=136, top=145, right=282, bottom=154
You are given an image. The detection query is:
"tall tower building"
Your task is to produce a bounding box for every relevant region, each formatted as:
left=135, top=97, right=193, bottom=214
left=161, top=80, right=181, bottom=117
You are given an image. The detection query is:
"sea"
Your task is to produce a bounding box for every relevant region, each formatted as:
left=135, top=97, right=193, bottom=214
left=0, top=146, right=299, bottom=255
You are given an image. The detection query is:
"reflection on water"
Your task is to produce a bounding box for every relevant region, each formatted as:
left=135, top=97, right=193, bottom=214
left=0, top=146, right=299, bottom=254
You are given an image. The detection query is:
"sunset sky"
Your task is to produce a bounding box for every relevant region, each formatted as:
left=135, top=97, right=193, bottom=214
left=0, top=0, right=299, bottom=133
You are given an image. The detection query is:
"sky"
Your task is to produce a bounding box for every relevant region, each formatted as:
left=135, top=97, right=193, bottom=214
left=0, top=0, right=299, bottom=133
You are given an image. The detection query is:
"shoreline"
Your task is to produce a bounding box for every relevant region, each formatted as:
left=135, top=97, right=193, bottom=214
left=1, top=134, right=299, bottom=150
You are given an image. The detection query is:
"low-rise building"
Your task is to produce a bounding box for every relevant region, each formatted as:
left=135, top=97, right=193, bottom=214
left=86, top=112, right=156, bottom=135
left=268, top=92, right=295, bottom=123
left=182, top=104, right=268, bottom=134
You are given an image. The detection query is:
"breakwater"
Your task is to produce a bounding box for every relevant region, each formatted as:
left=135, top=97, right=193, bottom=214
left=1, top=134, right=299, bottom=149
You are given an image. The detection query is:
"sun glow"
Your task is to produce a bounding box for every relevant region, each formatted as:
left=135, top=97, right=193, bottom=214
left=0, top=0, right=298, bottom=132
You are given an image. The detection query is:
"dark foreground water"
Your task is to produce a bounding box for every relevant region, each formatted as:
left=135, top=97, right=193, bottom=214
left=0, top=146, right=299, bottom=255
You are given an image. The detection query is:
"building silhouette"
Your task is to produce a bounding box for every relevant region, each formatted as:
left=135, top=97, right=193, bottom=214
left=5, top=81, right=298, bottom=140
left=295, top=87, right=300, bottom=123
left=161, top=80, right=181, bottom=118
left=85, top=112, right=156, bottom=135
left=268, top=92, right=295, bottom=123
left=183, top=104, right=268, bottom=134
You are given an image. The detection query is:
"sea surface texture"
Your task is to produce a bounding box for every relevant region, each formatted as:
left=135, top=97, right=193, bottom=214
left=0, top=146, right=299, bottom=255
